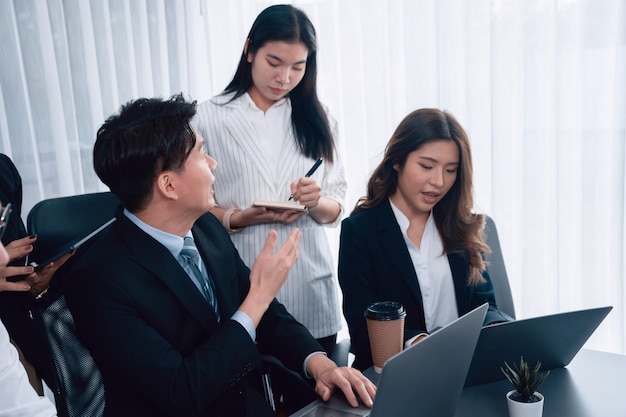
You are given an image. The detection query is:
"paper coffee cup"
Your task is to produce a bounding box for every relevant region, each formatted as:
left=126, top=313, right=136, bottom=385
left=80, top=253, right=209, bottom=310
left=365, top=301, right=406, bottom=373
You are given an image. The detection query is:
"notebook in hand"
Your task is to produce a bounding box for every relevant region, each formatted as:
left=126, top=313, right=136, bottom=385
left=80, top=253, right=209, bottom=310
left=464, top=305, right=612, bottom=387
left=290, top=303, right=489, bottom=417
left=252, top=199, right=307, bottom=212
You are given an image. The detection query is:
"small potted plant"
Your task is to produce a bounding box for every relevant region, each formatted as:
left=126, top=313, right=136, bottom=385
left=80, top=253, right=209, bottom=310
left=501, top=356, right=550, bottom=417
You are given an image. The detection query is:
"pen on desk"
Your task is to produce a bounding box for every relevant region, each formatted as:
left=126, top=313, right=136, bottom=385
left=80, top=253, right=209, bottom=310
left=288, top=158, right=323, bottom=201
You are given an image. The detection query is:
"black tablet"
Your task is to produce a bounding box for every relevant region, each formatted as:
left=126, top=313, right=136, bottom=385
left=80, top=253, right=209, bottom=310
left=6, top=218, right=116, bottom=282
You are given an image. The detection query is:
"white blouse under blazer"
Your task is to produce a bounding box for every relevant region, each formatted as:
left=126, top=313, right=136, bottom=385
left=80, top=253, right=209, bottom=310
left=193, top=93, right=346, bottom=339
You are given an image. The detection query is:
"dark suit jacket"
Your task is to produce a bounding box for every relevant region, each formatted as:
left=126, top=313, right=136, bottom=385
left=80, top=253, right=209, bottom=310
left=338, top=199, right=510, bottom=370
left=0, top=153, right=58, bottom=392
left=64, top=209, right=321, bottom=417
left=0, top=154, right=27, bottom=244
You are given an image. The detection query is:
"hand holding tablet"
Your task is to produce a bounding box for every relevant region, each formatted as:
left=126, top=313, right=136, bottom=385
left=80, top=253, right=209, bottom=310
left=7, top=217, right=118, bottom=284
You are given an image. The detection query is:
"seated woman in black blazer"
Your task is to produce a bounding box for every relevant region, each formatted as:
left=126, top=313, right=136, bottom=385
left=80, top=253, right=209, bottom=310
left=338, top=108, right=512, bottom=370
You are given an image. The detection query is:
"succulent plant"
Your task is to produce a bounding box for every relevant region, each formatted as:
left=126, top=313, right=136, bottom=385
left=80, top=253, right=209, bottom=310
left=501, top=356, right=550, bottom=403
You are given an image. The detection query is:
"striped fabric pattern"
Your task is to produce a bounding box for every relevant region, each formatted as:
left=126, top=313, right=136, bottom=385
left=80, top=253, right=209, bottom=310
left=193, top=94, right=347, bottom=338
left=179, top=236, right=221, bottom=322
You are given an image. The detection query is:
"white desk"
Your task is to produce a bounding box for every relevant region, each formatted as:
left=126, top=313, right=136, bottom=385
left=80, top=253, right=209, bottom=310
left=456, top=349, right=626, bottom=416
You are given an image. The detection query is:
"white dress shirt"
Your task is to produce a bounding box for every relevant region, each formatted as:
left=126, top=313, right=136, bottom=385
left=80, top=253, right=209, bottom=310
left=193, top=93, right=347, bottom=338
left=244, top=93, right=290, bottom=186
left=0, top=319, right=57, bottom=417
left=389, top=200, right=458, bottom=332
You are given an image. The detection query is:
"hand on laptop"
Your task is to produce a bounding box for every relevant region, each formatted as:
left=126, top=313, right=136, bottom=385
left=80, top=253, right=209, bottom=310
left=306, top=354, right=377, bottom=408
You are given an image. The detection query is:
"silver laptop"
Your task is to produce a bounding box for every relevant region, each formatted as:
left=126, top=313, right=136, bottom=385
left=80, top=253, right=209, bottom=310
left=464, top=305, right=612, bottom=387
left=290, top=303, right=489, bottom=417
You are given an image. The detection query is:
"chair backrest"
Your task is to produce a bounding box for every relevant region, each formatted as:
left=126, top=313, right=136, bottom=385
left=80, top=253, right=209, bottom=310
left=39, top=295, right=105, bottom=417
left=27, top=192, right=120, bottom=266
left=26, top=191, right=120, bottom=417
left=484, top=215, right=516, bottom=319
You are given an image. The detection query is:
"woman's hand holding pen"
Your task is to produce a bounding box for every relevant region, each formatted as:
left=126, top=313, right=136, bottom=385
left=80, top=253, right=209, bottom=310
left=291, top=177, right=342, bottom=225
left=289, top=176, right=321, bottom=209
left=222, top=175, right=338, bottom=228
left=222, top=176, right=321, bottom=227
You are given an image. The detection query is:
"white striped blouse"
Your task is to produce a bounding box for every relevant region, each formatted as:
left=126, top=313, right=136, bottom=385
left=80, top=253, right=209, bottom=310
left=193, top=93, right=347, bottom=339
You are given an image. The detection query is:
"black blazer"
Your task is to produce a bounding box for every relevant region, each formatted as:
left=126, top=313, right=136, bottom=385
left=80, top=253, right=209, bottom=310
left=338, top=199, right=510, bottom=370
left=0, top=154, right=27, bottom=244
left=64, top=209, right=320, bottom=417
left=0, top=153, right=59, bottom=392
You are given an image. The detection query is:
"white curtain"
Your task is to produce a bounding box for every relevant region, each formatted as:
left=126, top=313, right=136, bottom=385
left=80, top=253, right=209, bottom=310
left=1, top=0, right=624, bottom=354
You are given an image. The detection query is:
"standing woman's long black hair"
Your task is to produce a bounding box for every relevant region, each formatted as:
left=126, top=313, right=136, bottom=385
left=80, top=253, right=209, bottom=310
left=222, top=4, right=335, bottom=163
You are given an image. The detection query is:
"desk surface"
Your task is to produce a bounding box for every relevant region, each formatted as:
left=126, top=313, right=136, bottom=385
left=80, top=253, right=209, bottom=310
left=291, top=349, right=626, bottom=417
left=455, top=349, right=626, bottom=417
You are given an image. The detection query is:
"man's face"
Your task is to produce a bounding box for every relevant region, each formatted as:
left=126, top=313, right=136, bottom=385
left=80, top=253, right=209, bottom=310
left=172, top=132, right=217, bottom=216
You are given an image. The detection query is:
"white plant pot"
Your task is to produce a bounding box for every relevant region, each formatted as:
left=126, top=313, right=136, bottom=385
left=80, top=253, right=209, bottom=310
left=506, top=390, right=544, bottom=417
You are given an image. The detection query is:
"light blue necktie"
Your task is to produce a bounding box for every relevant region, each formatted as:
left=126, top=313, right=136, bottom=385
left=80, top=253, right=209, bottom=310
left=180, top=236, right=220, bottom=321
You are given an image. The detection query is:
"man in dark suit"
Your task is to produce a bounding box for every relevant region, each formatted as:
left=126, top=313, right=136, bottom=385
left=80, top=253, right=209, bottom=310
left=64, top=94, right=375, bottom=417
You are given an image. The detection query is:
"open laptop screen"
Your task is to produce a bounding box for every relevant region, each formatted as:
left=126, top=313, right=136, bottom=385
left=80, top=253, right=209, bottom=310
left=464, top=306, right=612, bottom=387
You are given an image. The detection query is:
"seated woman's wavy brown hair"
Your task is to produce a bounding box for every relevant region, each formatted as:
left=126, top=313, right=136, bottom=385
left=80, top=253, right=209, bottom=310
left=352, top=108, right=490, bottom=285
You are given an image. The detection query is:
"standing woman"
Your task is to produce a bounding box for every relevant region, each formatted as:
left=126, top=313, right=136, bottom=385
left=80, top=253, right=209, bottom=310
left=338, top=109, right=511, bottom=370
left=193, top=4, right=346, bottom=353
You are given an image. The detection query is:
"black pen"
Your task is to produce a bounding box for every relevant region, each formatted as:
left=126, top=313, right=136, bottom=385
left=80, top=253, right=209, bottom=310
left=288, top=158, right=323, bottom=201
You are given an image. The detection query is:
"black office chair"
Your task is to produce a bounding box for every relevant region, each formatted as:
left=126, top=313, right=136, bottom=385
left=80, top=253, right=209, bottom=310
left=484, top=215, right=516, bottom=319
left=26, top=191, right=120, bottom=417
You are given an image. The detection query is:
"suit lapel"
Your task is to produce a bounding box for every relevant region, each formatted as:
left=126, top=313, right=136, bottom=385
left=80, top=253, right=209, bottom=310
left=219, top=97, right=277, bottom=193
left=375, top=200, right=424, bottom=305
left=275, top=128, right=303, bottom=190
left=374, top=201, right=471, bottom=318
left=115, top=215, right=219, bottom=333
